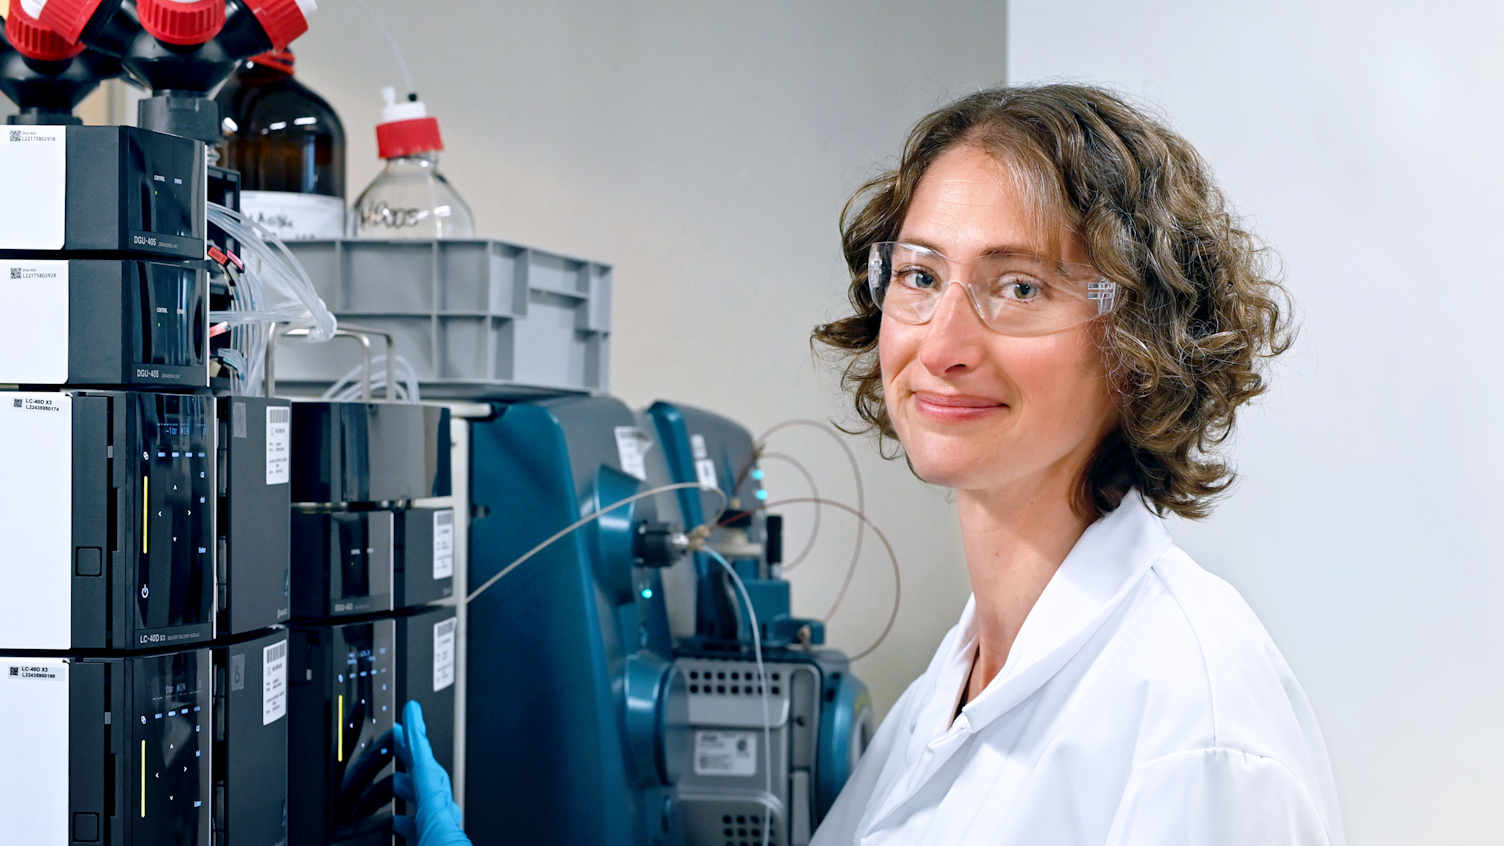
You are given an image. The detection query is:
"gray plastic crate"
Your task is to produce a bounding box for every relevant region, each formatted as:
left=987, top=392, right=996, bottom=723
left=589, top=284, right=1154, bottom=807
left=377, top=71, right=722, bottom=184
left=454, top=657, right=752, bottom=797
left=271, top=239, right=611, bottom=399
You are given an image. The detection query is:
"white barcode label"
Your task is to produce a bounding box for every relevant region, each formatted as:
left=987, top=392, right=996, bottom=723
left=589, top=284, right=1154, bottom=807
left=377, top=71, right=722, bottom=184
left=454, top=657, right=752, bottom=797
left=262, top=639, right=287, bottom=725
left=433, top=618, right=457, bottom=692
left=695, top=459, right=718, bottom=491
left=690, top=434, right=709, bottom=460
left=265, top=405, right=290, bottom=485
left=694, top=730, right=757, bottom=776
left=2, top=662, right=65, bottom=682
left=613, top=426, right=653, bottom=482
left=432, top=510, right=455, bottom=580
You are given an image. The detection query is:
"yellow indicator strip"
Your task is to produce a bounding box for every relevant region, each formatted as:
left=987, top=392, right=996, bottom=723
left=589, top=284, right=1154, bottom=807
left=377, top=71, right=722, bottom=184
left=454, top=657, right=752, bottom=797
left=337, top=694, right=344, bottom=762
left=140, top=739, right=146, bottom=818
left=141, top=477, right=149, bottom=554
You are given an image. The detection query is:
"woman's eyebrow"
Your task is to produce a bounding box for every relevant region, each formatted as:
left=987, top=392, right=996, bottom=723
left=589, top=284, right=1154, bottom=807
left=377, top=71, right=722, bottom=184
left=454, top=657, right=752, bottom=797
left=895, top=237, right=1050, bottom=260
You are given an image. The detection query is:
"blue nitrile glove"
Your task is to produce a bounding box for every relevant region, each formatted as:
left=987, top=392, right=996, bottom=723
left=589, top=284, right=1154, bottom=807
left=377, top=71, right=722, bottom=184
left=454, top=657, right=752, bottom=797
left=392, top=700, right=471, bottom=846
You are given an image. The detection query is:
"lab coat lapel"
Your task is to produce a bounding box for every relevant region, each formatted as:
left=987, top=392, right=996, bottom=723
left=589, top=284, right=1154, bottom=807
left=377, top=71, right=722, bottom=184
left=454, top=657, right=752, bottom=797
left=962, top=493, right=1172, bottom=728
left=864, top=495, right=1172, bottom=834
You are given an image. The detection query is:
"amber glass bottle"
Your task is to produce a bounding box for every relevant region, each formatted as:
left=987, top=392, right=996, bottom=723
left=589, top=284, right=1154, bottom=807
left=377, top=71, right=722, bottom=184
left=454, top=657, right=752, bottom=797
left=216, top=50, right=346, bottom=240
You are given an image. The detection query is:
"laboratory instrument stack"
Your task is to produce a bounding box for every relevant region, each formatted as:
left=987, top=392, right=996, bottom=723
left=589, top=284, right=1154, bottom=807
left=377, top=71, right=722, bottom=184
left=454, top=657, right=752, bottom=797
left=2, top=5, right=871, bottom=844
left=0, top=114, right=293, bottom=846
left=283, top=399, right=458, bottom=846
left=0, top=4, right=311, bottom=846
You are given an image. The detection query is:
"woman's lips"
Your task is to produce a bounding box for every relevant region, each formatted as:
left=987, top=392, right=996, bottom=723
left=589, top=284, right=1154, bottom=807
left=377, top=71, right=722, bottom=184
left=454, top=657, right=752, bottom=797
left=912, top=391, right=1006, bottom=422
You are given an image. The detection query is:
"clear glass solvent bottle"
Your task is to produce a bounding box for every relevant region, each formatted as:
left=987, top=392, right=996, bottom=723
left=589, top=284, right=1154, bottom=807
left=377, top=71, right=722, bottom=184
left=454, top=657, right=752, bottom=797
left=350, top=88, right=474, bottom=239
left=215, top=50, right=347, bottom=239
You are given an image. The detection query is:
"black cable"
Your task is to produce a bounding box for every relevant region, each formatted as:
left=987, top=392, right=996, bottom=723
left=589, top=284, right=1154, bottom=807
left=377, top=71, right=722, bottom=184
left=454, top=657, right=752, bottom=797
left=756, top=451, right=820, bottom=571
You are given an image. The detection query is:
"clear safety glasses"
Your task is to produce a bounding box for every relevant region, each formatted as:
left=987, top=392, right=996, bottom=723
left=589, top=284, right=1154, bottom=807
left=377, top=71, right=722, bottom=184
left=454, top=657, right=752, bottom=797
left=867, top=241, right=1117, bottom=336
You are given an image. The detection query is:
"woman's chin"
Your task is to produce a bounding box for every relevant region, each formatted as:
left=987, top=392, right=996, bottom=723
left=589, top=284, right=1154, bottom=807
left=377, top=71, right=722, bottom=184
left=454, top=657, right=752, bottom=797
left=906, top=454, right=993, bottom=491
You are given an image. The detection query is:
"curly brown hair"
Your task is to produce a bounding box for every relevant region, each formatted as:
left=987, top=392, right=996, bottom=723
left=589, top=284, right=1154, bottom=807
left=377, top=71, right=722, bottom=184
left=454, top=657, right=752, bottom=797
left=813, top=84, right=1293, bottom=520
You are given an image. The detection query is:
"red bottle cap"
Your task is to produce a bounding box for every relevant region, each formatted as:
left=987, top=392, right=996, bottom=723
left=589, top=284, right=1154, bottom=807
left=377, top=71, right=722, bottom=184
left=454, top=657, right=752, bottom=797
left=6, top=1, right=86, bottom=61
left=137, top=0, right=225, bottom=46
left=33, top=0, right=105, bottom=44
left=242, top=0, right=309, bottom=52
left=376, top=117, right=444, bottom=159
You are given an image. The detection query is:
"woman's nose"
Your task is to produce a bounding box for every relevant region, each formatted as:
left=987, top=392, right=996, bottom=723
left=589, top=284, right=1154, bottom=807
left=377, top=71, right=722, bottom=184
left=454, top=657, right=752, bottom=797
left=918, top=281, right=988, bottom=376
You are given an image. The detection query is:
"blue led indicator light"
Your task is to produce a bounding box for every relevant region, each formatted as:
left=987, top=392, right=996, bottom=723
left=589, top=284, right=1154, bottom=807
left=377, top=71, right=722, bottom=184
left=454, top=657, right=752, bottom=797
left=756, top=489, right=768, bottom=501
left=640, top=588, right=653, bottom=599
left=753, top=469, right=764, bottom=481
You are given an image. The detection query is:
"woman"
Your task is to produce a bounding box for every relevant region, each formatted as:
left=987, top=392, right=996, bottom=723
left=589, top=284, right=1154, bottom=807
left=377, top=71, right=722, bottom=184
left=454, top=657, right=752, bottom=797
left=808, top=85, right=1343, bottom=845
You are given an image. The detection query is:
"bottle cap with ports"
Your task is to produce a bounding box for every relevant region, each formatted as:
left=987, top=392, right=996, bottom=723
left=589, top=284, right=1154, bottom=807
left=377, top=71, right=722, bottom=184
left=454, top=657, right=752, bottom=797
left=375, top=86, right=444, bottom=159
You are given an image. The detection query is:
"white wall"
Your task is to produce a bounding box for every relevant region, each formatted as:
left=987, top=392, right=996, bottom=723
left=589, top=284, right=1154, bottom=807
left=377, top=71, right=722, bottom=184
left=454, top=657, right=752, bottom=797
left=290, top=1, right=1010, bottom=718
left=1012, top=1, right=1504, bottom=842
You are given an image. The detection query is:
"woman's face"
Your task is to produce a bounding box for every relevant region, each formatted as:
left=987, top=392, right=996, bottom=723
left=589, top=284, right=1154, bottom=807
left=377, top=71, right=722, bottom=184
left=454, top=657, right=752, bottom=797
left=878, top=145, right=1119, bottom=496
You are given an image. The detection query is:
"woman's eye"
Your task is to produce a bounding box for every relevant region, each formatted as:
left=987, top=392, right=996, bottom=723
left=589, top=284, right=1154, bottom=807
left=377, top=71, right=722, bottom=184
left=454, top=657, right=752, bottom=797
left=992, top=275, right=1043, bottom=302
left=899, top=269, right=940, bottom=290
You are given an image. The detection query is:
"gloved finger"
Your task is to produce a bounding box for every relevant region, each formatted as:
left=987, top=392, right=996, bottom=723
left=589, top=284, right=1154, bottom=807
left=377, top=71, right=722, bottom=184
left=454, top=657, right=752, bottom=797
left=403, top=700, right=433, bottom=762
left=448, top=798, right=465, bottom=829
left=393, top=771, right=415, bottom=804
left=392, top=813, right=418, bottom=843
left=403, top=700, right=444, bottom=795
left=391, top=722, right=412, bottom=769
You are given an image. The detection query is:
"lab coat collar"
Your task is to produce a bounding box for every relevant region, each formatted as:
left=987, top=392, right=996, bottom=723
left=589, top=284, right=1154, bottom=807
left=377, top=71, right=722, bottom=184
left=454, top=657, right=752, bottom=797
left=862, top=494, right=1175, bottom=834
left=876, top=492, right=1174, bottom=825
left=958, top=491, right=1172, bottom=731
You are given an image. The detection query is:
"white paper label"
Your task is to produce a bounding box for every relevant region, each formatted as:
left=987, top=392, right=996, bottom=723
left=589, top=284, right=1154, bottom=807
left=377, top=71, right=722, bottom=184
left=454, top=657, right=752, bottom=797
left=3, top=663, right=64, bottom=682
left=432, top=509, right=455, bottom=579
left=0, top=126, right=66, bottom=250
left=262, top=639, right=287, bottom=725
left=0, top=659, right=69, bottom=845
left=240, top=190, right=345, bottom=240
left=690, top=434, right=709, bottom=461
left=433, top=618, right=457, bottom=692
left=0, top=261, right=69, bottom=384
left=614, top=426, right=653, bottom=481
left=265, top=405, right=290, bottom=485
left=695, top=459, right=718, bottom=491
left=0, top=393, right=72, bottom=649
left=694, top=730, right=757, bottom=776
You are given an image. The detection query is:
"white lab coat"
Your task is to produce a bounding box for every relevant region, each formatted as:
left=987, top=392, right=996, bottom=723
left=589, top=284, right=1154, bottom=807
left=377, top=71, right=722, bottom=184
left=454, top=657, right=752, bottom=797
left=812, top=493, right=1344, bottom=846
